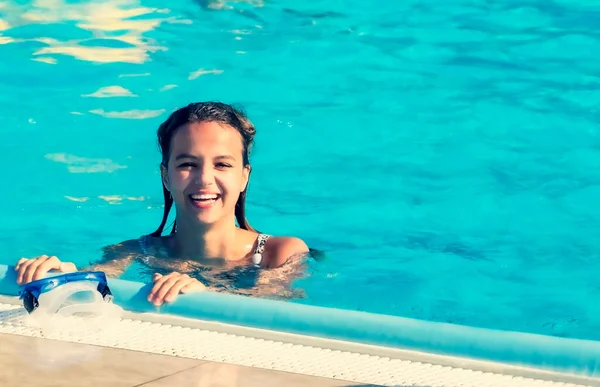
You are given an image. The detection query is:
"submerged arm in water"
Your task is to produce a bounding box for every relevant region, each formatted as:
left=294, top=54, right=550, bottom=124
left=87, top=245, right=311, bottom=300
left=87, top=241, right=138, bottom=278
left=224, top=252, right=311, bottom=300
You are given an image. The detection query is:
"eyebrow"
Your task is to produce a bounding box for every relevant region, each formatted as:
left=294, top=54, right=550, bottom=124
left=174, top=153, right=236, bottom=161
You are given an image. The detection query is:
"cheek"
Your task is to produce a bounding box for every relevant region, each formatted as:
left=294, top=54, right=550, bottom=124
left=169, top=170, right=191, bottom=190
left=218, top=172, right=243, bottom=195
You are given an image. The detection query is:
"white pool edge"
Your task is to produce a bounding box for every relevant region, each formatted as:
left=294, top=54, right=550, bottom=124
left=0, top=296, right=598, bottom=387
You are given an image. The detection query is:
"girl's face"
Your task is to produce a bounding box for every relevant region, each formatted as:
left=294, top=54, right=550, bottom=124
left=162, top=121, right=250, bottom=226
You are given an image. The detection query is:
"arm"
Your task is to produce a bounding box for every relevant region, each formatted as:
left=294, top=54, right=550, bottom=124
left=248, top=236, right=311, bottom=299
left=87, top=239, right=141, bottom=278
left=267, top=236, right=310, bottom=268
left=14, top=239, right=140, bottom=285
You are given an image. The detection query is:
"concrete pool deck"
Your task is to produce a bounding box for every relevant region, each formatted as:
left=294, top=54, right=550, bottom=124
left=1, top=298, right=599, bottom=387
left=0, top=333, right=372, bottom=387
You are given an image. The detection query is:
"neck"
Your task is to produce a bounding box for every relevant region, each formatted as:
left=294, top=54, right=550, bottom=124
left=172, top=215, right=237, bottom=260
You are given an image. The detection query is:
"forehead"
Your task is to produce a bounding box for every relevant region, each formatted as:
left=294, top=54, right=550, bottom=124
left=170, top=121, right=243, bottom=156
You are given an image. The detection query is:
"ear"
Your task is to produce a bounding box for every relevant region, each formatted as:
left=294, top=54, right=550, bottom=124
left=160, top=164, right=171, bottom=192
left=241, top=164, right=251, bottom=193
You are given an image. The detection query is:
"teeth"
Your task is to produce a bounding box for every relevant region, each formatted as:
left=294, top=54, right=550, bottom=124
left=191, top=194, right=218, bottom=200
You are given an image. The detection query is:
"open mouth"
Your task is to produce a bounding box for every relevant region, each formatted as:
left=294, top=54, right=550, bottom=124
left=189, top=193, right=220, bottom=207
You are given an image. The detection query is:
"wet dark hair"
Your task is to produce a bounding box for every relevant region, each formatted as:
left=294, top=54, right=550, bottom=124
left=150, top=101, right=256, bottom=237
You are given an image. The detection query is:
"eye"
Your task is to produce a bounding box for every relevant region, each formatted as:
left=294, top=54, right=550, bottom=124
left=177, top=162, right=196, bottom=169
left=215, top=162, right=232, bottom=169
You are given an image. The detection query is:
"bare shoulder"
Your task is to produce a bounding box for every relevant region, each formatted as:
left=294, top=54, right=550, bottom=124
left=265, top=236, right=309, bottom=268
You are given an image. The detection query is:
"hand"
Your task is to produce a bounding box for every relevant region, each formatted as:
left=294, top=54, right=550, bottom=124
left=14, top=255, right=77, bottom=285
left=147, top=272, right=206, bottom=306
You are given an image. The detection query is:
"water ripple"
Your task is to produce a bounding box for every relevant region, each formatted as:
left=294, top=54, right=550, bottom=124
left=2, top=0, right=600, bottom=340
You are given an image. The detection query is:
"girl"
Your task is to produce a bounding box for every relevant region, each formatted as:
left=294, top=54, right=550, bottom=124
left=15, top=102, right=310, bottom=305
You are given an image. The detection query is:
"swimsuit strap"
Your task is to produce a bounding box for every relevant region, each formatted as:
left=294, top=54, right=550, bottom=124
left=252, top=233, right=270, bottom=267
left=139, top=233, right=271, bottom=267
left=255, top=233, right=270, bottom=254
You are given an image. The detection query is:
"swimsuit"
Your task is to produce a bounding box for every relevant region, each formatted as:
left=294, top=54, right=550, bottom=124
left=138, top=233, right=271, bottom=267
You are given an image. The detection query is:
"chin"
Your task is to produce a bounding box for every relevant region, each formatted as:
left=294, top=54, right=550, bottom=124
left=196, top=218, right=218, bottom=226
left=191, top=212, right=220, bottom=225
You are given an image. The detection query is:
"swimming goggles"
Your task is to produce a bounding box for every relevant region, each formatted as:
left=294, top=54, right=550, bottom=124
left=18, top=271, right=113, bottom=314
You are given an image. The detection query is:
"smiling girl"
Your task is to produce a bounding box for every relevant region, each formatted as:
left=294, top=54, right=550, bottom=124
left=15, top=102, right=310, bottom=305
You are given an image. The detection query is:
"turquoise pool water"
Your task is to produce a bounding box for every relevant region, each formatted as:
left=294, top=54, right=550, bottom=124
left=1, top=0, right=600, bottom=342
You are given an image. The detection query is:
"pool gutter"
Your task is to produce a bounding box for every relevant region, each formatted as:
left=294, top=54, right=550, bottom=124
left=0, top=264, right=598, bottom=386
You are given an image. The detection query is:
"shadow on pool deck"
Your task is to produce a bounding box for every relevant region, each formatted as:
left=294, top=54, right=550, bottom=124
left=131, top=362, right=391, bottom=387
left=0, top=332, right=397, bottom=387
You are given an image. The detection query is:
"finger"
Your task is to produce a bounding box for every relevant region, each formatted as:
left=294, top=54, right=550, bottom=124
left=152, top=273, right=163, bottom=281
left=15, top=257, right=29, bottom=272
left=16, top=259, right=34, bottom=284
left=181, top=280, right=206, bottom=294
left=147, top=272, right=178, bottom=302
left=18, top=255, right=48, bottom=284
left=164, top=277, right=197, bottom=302
left=58, top=261, right=77, bottom=273
left=154, top=274, right=189, bottom=304
left=21, top=255, right=59, bottom=284
left=31, top=256, right=60, bottom=281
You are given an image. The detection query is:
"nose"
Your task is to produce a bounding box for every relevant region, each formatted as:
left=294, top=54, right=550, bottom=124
left=195, top=164, right=215, bottom=186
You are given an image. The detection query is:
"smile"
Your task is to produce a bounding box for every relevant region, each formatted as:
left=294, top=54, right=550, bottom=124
left=189, top=193, right=220, bottom=209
